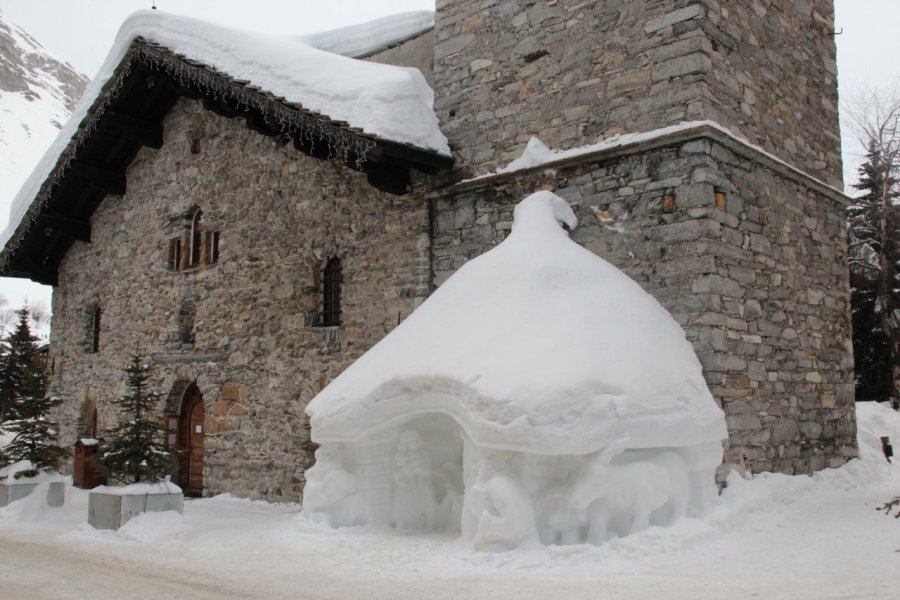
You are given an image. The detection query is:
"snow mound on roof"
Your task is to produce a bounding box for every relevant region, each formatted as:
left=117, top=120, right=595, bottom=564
left=298, top=11, right=434, bottom=58
left=308, top=191, right=727, bottom=455
left=1, top=9, right=449, bottom=248
left=110, top=10, right=447, bottom=155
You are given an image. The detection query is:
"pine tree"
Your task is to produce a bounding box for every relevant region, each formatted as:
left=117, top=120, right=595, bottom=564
left=848, top=140, right=900, bottom=400
left=0, top=308, right=41, bottom=421
left=4, top=392, right=69, bottom=476
left=94, top=355, right=176, bottom=484
left=1, top=308, right=68, bottom=475
left=855, top=139, right=899, bottom=204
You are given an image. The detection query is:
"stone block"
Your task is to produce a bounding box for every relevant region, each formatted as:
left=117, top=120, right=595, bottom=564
left=697, top=351, right=747, bottom=372
left=772, top=420, right=799, bottom=443
left=220, top=383, right=244, bottom=402
left=651, top=53, right=712, bottom=82
left=644, top=5, right=704, bottom=33
left=726, top=413, right=762, bottom=431
left=607, top=71, right=650, bottom=96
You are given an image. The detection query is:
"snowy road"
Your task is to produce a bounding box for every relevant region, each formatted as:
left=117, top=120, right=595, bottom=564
left=2, top=403, right=900, bottom=600
left=1, top=484, right=897, bottom=600
left=0, top=538, right=253, bottom=600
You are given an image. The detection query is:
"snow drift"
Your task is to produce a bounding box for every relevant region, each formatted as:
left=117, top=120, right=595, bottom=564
left=304, top=191, right=727, bottom=550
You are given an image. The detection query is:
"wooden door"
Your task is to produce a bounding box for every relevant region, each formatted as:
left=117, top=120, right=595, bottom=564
left=179, top=386, right=204, bottom=497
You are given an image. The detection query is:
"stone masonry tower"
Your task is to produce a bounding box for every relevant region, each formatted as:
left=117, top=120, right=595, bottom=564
left=429, top=0, right=857, bottom=475
left=433, top=0, right=842, bottom=187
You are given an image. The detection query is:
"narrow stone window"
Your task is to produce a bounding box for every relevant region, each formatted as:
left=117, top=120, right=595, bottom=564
left=322, top=256, right=342, bottom=327
left=714, top=189, right=727, bottom=210
left=205, top=230, right=221, bottom=264
left=90, top=305, right=101, bottom=353
left=168, top=238, right=182, bottom=271
left=178, top=301, right=196, bottom=345
left=190, top=209, right=203, bottom=267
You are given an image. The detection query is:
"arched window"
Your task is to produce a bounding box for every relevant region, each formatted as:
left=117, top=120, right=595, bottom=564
left=322, top=257, right=342, bottom=326
left=190, top=209, right=203, bottom=267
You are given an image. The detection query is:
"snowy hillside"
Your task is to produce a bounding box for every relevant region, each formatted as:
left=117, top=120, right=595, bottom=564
left=0, top=9, right=87, bottom=328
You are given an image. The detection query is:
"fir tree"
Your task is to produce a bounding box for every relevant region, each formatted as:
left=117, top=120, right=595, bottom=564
left=4, top=394, right=69, bottom=476
left=94, top=355, right=176, bottom=484
left=848, top=140, right=900, bottom=400
left=0, top=308, right=41, bottom=421
left=1, top=309, right=69, bottom=475
left=854, top=139, right=899, bottom=204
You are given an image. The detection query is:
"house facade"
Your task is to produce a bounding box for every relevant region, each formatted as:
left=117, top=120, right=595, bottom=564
left=1, top=1, right=857, bottom=501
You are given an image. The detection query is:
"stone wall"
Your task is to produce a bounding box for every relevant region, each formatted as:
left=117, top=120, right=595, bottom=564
left=429, top=131, right=857, bottom=475
left=363, top=29, right=436, bottom=88
left=701, top=0, right=841, bottom=187
left=49, top=98, right=431, bottom=500
left=433, top=0, right=841, bottom=186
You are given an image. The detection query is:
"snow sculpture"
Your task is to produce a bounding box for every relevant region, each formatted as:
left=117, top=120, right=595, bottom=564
left=303, top=190, right=728, bottom=550
left=302, top=446, right=365, bottom=527
left=391, top=430, right=437, bottom=529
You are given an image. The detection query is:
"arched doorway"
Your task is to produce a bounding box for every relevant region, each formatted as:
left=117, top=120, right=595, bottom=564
left=179, top=383, right=205, bottom=497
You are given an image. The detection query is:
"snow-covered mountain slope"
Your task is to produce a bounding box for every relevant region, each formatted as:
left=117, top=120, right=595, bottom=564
left=0, top=9, right=87, bottom=222
left=0, top=9, right=87, bottom=331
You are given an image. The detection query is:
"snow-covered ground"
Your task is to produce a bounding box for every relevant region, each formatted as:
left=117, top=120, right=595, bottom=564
left=1, top=402, right=898, bottom=599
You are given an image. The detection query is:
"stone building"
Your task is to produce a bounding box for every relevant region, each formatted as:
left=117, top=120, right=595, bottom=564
left=0, top=1, right=856, bottom=501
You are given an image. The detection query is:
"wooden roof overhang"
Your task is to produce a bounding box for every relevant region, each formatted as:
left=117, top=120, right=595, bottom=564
left=0, top=39, right=453, bottom=286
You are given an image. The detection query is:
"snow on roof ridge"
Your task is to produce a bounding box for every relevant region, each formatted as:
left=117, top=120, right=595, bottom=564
left=297, top=11, right=435, bottom=58
left=1, top=9, right=449, bottom=250
left=468, top=120, right=845, bottom=197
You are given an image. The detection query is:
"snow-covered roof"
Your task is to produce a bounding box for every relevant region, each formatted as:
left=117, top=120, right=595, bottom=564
left=298, top=11, right=434, bottom=58
left=308, top=191, right=727, bottom=455
left=1, top=9, right=449, bottom=250
left=466, top=121, right=847, bottom=199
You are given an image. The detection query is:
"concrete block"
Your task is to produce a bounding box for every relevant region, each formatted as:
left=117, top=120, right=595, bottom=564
left=88, top=490, right=184, bottom=530
left=0, top=479, right=65, bottom=507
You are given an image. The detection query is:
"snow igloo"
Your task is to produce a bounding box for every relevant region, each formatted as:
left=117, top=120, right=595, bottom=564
left=303, top=191, right=727, bottom=551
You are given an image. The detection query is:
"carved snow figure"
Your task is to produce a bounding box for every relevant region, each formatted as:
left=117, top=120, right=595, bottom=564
left=302, top=445, right=365, bottom=527
left=390, top=430, right=436, bottom=529
left=304, top=190, right=728, bottom=551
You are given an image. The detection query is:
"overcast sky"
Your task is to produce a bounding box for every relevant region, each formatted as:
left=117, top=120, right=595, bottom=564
left=0, top=0, right=897, bottom=314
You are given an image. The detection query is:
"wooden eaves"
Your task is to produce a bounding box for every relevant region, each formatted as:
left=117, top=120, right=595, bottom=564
left=0, top=39, right=453, bottom=286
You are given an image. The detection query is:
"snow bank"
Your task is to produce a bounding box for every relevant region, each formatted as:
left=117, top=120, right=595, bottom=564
left=91, top=480, right=182, bottom=496
left=2, top=9, right=449, bottom=248
left=298, top=11, right=434, bottom=58
left=305, top=191, right=726, bottom=550
left=1, top=406, right=898, bottom=598
left=0, top=459, right=64, bottom=483
left=0, top=459, right=35, bottom=480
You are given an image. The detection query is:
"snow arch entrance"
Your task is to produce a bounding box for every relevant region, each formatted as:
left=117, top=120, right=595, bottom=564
left=304, top=412, right=465, bottom=531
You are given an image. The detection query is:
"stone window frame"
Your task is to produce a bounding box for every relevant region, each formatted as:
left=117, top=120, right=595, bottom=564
left=320, top=256, right=342, bottom=327
left=86, top=303, right=101, bottom=354
left=177, top=300, right=197, bottom=347
left=189, top=208, right=203, bottom=268
left=167, top=238, right=182, bottom=271
left=166, top=207, right=221, bottom=272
